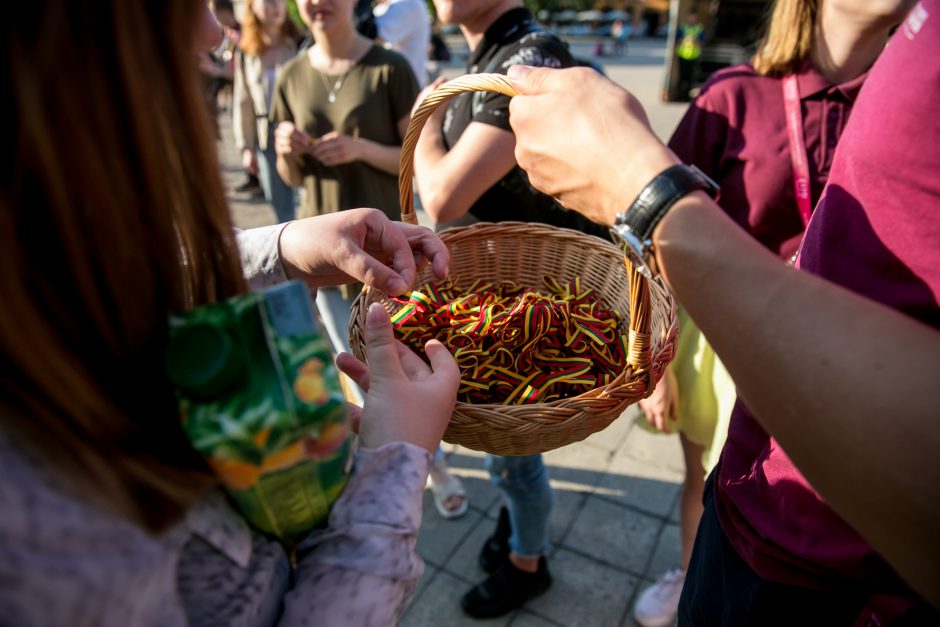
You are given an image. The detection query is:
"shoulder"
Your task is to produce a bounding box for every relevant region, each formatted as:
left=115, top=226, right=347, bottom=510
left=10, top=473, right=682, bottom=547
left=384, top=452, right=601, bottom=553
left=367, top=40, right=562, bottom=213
left=495, top=30, right=573, bottom=72
left=0, top=432, right=185, bottom=625
left=278, top=53, right=311, bottom=81
left=697, top=63, right=775, bottom=100
left=364, top=45, right=415, bottom=74
left=363, top=44, right=411, bottom=69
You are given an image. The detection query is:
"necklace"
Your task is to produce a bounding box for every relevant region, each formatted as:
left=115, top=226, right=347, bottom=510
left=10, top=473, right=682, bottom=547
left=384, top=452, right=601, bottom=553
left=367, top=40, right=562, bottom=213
left=319, top=70, right=348, bottom=103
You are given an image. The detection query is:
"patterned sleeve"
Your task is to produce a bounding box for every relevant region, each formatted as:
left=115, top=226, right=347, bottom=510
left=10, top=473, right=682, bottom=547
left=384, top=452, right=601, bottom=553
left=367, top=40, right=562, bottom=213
left=0, top=434, right=188, bottom=627
left=279, top=442, right=432, bottom=626
left=235, top=224, right=289, bottom=290
left=473, top=33, right=572, bottom=131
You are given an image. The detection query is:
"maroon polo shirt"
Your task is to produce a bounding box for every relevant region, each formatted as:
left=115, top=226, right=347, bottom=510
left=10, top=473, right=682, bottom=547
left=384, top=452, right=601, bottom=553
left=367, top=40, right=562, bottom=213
left=714, top=0, right=940, bottom=608
left=668, top=61, right=866, bottom=260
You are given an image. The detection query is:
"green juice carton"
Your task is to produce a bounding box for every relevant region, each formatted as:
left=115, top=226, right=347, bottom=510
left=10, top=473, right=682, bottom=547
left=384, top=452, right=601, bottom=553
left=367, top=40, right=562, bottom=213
left=166, top=281, right=352, bottom=543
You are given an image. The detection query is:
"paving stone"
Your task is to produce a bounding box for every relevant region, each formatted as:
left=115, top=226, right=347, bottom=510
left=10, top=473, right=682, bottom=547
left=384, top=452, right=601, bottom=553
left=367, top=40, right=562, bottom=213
left=416, top=501, right=483, bottom=568
left=398, top=569, right=513, bottom=627
left=646, top=522, right=682, bottom=579
left=597, top=453, right=682, bottom=518
left=543, top=441, right=612, bottom=493
left=525, top=547, right=638, bottom=627
left=582, top=406, right=640, bottom=453
left=509, top=610, right=566, bottom=627
left=563, top=495, right=662, bottom=576
left=444, top=513, right=500, bottom=584
left=549, top=486, right=589, bottom=545
left=412, top=565, right=438, bottom=605
left=618, top=426, right=685, bottom=474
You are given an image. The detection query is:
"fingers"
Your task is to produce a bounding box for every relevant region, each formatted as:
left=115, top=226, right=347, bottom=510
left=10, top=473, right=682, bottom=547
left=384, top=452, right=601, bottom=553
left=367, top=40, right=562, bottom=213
left=507, top=64, right=586, bottom=95
left=395, top=340, right=431, bottom=380
left=401, top=223, right=449, bottom=280
left=371, top=218, right=418, bottom=295
left=363, top=303, right=405, bottom=379
left=336, top=352, right=370, bottom=391
left=345, top=402, right=362, bottom=434
left=425, top=339, right=460, bottom=386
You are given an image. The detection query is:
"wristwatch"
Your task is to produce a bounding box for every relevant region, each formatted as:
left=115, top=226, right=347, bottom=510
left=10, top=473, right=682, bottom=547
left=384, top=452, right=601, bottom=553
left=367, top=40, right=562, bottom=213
left=609, top=164, right=720, bottom=279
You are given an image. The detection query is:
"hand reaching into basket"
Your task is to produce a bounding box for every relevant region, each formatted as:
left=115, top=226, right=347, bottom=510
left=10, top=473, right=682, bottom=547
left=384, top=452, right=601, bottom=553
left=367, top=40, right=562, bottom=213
left=279, top=208, right=450, bottom=296
left=336, top=303, right=460, bottom=454
left=506, top=65, right=679, bottom=227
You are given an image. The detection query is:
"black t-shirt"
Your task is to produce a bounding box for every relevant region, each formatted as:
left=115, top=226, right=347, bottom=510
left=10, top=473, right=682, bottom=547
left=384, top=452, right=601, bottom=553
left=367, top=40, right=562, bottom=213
left=441, top=8, right=609, bottom=239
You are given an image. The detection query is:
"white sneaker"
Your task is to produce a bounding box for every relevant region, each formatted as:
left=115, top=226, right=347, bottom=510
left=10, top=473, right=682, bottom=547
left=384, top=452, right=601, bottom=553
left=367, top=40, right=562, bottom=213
left=633, top=568, right=686, bottom=627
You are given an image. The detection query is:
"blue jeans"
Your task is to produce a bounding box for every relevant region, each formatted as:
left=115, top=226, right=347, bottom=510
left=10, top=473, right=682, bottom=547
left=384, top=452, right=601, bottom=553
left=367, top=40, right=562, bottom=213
left=485, top=453, right=552, bottom=558
left=257, top=142, right=295, bottom=224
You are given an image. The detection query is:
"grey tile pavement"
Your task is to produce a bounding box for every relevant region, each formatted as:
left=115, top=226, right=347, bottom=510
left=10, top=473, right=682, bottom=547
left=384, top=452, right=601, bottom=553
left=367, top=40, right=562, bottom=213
left=221, top=38, right=688, bottom=627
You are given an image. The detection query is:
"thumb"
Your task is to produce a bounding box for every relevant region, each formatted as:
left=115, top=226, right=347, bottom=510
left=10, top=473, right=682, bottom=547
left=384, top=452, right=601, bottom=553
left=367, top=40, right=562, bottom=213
left=364, top=303, right=404, bottom=379
left=506, top=64, right=557, bottom=95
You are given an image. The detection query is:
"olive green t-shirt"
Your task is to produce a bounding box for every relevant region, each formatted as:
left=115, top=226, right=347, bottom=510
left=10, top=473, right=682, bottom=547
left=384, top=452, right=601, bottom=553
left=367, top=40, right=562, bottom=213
left=271, top=46, right=419, bottom=220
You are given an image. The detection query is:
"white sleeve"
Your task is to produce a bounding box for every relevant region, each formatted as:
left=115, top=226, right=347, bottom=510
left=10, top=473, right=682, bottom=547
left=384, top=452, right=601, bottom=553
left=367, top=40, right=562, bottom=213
left=374, top=1, right=420, bottom=45
left=235, top=224, right=290, bottom=290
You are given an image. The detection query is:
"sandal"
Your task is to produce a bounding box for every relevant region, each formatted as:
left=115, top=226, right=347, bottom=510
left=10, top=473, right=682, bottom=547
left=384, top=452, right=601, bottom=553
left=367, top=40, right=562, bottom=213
left=427, top=470, right=469, bottom=520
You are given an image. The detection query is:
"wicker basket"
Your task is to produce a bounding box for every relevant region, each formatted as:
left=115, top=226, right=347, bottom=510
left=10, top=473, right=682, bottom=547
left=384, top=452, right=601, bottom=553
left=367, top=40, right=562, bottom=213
left=349, top=74, right=678, bottom=455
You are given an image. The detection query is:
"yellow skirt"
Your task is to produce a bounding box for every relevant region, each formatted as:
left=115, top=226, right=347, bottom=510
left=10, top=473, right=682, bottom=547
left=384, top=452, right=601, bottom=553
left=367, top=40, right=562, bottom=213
left=636, top=308, right=737, bottom=474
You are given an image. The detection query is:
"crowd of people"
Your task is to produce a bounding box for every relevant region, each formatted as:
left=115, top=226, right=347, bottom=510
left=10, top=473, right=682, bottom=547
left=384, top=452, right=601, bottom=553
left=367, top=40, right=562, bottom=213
left=2, top=0, right=937, bottom=625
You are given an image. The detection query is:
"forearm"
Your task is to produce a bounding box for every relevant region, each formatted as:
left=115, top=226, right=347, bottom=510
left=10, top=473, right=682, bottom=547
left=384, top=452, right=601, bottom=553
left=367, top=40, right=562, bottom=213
left=413, top=127, right=469, bottom=223
left=282, top=443, right=430, bottom=626
left=355, top=138, right=402, bottom=176
left=653, top=193, right=940, bottom=602
left=276, top=154, right=305, bottom=187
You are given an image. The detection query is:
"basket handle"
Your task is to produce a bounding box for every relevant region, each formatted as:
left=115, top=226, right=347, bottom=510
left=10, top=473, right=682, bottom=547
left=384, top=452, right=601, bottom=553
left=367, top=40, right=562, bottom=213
left=399, top=73, right=654, bottom=381
left=399, top=73, right=518, bottom=225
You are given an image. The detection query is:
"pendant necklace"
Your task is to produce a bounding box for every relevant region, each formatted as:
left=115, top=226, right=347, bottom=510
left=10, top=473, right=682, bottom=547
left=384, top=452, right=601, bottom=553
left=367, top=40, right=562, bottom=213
left=320, top=69, right=349, bottom=104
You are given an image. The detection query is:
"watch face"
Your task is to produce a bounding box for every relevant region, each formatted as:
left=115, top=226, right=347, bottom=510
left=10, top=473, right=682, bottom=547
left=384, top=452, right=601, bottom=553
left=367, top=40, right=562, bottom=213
left=624, top=247, right=653, bottom=280
left=610, top=225, right=654, bottom=280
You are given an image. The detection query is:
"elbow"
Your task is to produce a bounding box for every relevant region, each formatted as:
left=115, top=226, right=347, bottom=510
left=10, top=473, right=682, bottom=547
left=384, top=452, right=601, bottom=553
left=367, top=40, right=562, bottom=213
left=418, top=188, right=455, bottom=223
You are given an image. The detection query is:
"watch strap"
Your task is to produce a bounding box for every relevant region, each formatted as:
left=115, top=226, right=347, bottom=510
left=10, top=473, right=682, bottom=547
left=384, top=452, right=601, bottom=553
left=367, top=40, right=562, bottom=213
left=619, top=164, right=719, bottom=241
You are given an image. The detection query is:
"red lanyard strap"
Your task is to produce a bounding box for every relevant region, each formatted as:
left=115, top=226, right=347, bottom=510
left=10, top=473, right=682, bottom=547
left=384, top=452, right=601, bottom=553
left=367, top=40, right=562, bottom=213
left=782, top=75, right=813, bottom=228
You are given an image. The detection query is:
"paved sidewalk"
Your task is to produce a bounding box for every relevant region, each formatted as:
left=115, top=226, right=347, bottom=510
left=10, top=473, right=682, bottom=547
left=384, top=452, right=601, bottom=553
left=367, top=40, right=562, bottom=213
left=221, top=38, right=689, bottom=627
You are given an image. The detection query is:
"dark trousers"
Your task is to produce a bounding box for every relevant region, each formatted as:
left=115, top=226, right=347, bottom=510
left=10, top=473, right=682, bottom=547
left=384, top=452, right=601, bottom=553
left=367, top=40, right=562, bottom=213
left=678, top=477, right=874, bottom=626
left=676, top=58, right=697, bottom=101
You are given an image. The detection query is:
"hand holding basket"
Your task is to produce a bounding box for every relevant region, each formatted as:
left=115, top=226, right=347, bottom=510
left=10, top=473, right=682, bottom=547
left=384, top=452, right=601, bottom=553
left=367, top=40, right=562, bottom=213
left=350, top=74, right=678, bottom=455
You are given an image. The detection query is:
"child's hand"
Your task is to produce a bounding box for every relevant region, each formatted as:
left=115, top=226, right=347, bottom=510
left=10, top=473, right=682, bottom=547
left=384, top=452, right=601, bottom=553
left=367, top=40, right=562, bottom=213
left=336, top=304, right=459, bottom=454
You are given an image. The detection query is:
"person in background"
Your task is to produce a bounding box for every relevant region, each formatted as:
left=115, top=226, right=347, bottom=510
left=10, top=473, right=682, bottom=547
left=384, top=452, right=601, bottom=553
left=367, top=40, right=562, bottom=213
left=212, top=0, right=262, bottom=196
left=413, top=0, right=608, bottom=618
left=674, top=9, right=704, bottom=100
left=234, top=0, right=301, bottom=223
left=631, top=0, right=911, bottom=624
left=271, top=0, right=418, bottom=432
left=0, top=2, right=461, bottom=625
left=374, top=0, right=432, bottom=87
left=506, top=0, right=940, bottom=619
left=611, top=18, right=630, bottom=56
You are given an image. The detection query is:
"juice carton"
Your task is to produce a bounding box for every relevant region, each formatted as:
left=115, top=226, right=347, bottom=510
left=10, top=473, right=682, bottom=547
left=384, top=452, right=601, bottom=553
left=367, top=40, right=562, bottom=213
left=166, top=281, right=352, bottom=543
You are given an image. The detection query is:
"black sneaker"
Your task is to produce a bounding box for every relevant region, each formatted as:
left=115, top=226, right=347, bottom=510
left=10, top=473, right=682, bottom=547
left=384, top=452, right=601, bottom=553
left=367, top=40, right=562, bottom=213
left=235, top=174, right=261, bottom=193
left=479, top=506, right=511, bottom=573
left=461, top=556, right=551, bottom=618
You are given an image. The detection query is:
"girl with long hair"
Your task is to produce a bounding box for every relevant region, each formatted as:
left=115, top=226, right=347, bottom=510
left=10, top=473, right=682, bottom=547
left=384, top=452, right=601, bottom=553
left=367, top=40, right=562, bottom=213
left=0, top=2, right=460, bottom=624
left=235, top=0, right=302, bottom=222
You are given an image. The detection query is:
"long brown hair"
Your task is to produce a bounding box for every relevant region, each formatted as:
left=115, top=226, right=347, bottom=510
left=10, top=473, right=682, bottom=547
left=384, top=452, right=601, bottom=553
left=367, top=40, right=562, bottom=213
left=1, top=2, right=246, bottom=531
left=752, top=0, right=818, bottom=76
left=240, top=0, right=302, bottom=56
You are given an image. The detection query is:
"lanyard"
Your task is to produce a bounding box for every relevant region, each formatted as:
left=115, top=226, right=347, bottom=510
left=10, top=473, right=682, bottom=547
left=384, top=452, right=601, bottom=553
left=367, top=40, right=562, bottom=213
left=782, top=75, right=813, bottom=228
